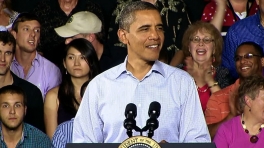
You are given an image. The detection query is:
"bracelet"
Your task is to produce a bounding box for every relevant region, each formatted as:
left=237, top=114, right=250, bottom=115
left=209, top=82, right=218, bottom=88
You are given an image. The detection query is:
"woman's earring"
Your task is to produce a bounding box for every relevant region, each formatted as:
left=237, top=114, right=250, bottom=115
left=212, top=54, right=215, bottom=63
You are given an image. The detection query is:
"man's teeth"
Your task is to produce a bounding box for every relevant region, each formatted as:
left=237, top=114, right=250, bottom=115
left=242, top=67, right=250, bottom=70
left=29, top=41, right=34, bottom=44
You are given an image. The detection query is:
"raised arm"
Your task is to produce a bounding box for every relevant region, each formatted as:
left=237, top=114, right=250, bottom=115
left=210, top=0, right=226, bottom=31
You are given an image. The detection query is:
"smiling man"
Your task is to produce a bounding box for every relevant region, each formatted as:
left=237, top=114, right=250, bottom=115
left=205, top=41, right=264, bottom=139
left=10, top=13, right=61, bottom=98
left=73, top=1, right=210, bottom=143
left=0, top=85, right=51, bottom=147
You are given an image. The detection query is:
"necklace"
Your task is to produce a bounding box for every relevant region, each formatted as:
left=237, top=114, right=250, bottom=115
left=196, top=85, right=209, bottom=93
left=241, top=114, right=264, bottom=143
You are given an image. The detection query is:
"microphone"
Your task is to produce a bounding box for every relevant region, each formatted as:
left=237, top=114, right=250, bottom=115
left=124, top=103, right=141, bottom=137
left=142, top=101, right=161, bottom=138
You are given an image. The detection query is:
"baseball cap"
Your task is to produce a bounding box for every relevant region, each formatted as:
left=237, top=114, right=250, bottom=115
left=55, top=11, right=102, bottom=37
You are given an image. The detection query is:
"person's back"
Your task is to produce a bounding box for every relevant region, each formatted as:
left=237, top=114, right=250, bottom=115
left=32, top=0, right=101, bottom=65
left=52, top=119, right=74, bottom=148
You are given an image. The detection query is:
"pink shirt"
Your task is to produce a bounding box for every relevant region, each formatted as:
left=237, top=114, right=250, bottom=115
left=214, top=116, right=264, bottom=148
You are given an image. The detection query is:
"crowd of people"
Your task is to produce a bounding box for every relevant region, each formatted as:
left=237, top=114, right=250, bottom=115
left=0, top=0, right=264, bottom=147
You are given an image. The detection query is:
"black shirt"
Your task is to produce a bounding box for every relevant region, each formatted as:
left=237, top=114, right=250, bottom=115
left=12, top=72, right=45, bottom=132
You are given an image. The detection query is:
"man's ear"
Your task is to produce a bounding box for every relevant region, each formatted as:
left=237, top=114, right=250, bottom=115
left=117, top=29, right=128, bottom=45
left=11, top=30, right=17, bottom=39
left=87, top=34, right=95, bottom=43
left=261, top=57, right=264, bottom=67
left=24, top=106, right=27, bottom=116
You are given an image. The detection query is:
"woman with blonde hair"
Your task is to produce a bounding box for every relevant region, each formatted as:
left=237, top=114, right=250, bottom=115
left=182, top=21, right=232, bottom=112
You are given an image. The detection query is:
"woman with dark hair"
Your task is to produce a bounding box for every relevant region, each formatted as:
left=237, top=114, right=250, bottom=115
left=44, top=38, right=100, bottom=138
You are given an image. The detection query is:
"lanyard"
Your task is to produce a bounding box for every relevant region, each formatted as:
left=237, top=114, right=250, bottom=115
left=227, top=0, right=250, bottom=22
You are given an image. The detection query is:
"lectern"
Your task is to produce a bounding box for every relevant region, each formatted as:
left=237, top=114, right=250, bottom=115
left=66, top=143, right=216, bottom=148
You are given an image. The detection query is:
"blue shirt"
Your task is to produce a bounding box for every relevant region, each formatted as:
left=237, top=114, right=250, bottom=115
left=52, top=119, right=74, bottom=148
left=73, top=59, right=210, bottom=143
left=222, top=11, right=264, bottom=79
left=0, top=123, right=52, bottom=148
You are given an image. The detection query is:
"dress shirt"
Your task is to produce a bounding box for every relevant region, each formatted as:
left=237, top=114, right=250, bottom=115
left=73, top=58, right=210, bottom=143
left=222, top=12, right=264, bottom=80
left=52, top=119, right=74, bottom=148
left=0, top=123, right=52, bottom=147
left=11, top=52, right=62, bottom=98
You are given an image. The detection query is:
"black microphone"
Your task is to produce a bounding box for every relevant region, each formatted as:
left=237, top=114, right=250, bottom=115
left=123, top=103, right=141, bottom=137
left=142, top=101, right=161, bottom=138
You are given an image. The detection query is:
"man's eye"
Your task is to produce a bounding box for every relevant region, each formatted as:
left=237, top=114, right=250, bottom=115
left=15, top=104, right=21, bottom=108
left=5, top=52, right=13, bottom=55
left=157, top=26, right=163, bottom=31
left=34, top=29, right=40, bottom=33
left=140, top=28, right=148, bottom=31
left=2, top=105, right=8, bottom=108
left=245, top=54, right=253, bottom=59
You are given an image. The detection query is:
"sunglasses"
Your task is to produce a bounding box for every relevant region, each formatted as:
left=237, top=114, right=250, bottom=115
left=234, top=53, right=262, bottom=61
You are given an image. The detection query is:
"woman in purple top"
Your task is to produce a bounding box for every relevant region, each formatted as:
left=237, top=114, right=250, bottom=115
left=214, top=75, right=264, bottom=148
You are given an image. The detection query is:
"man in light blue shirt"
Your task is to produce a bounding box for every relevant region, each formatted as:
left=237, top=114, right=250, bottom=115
left=73, top=1, right=210, bottom=143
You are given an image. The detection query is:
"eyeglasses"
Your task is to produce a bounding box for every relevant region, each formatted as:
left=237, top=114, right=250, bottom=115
left=234, top=53, right=262, bottom=61
left=189, top=36, right=214, bottom=44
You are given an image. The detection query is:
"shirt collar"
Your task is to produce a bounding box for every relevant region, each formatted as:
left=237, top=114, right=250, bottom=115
left=0, top=123, right=27, bottom=144
left=115, top=56, right=165, bottom=79
left=12, top=52, right=40, bottom=67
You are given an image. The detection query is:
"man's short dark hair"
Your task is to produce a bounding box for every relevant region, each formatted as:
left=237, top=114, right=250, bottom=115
left=0, top=31, right=16, bottom=53
left=118, top=1, right=159, bottom=31
left=0, top=85, right=27, bottom=106
left=12, top=13, right=41, bottom=32
left=236, top=41, right=264, bottom=56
